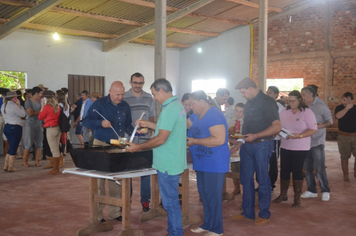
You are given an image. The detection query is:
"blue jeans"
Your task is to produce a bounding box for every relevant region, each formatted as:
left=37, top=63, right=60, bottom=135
left=75, top=121, right=83, bottom=135
left=304, top=144, right=330, bottom=193
left=130, top=175, right=151, bottom=203
left=240, top=140, right=273, bottom=220
left=4, top=124, right=22, bottom=155
left=157, top=170, right=184, bottom=236
left=196, top=171, right=225, bottom=234
left=140, top=175, right=151, bottom=203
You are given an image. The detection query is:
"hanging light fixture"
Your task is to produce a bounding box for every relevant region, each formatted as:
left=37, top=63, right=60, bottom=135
left=197, top=35, right=202, bottom=53
left=53, top=32, right=60, bottom=40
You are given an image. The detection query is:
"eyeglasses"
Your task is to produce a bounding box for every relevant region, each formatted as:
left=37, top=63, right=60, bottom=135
left=132, top=82, right=144, bottom=85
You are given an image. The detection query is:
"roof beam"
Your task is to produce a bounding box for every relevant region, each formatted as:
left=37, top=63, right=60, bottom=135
left=103, top=0, right=216, bottom=52
left=0, top=0, right=222, bottom=36
left=224, top=0, right=282, bottom=13
left=52, top=7, right=146, bottom=27
left=0, top=0, right=64, bottom=40
left=132, top=39, right=190, bottom=49
left=0, top=18, right=191, bottom=48
left=166, top=26, right=219, bottom=37
left=118, top=0, right=248, bottom=25
left=0, top=0, right=35, bottom=7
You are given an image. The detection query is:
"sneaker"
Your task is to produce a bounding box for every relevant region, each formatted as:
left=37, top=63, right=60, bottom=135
left=191, top=227, right=208, bottom=233
left=254, top=217, right=270, bottom=225
left=204, top=232, right=223, bottom=236
left=142, top=201, right=150, bottom=212
left=321, top=192, right=330, bottom=201
left=301, top=191, right=318, bottom=198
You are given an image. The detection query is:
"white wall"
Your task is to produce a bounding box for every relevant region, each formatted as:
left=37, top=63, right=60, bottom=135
left=1, top=26, right=250, bottom=102
left=178, top=25, right=251, bottom=104
left=0, top=31, right=180, bottom=96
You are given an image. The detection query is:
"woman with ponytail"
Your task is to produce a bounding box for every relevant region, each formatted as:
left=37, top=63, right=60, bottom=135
left=38, top=91, right=62, bottom=175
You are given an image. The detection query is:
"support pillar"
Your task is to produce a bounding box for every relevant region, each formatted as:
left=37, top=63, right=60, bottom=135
left=258, top=0, right=268, bottom=90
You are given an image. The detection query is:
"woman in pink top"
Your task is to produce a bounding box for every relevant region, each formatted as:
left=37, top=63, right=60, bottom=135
left=272, top=90, right=317, bottom=208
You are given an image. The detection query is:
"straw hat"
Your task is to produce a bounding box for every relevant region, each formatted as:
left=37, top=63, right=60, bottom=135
left=5, top=91, right=17, bottom=99
left=38, top=84, right=45, bottom=89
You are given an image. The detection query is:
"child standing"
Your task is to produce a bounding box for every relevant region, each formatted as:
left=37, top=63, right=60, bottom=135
left=228, top=103, right=245, bottom=195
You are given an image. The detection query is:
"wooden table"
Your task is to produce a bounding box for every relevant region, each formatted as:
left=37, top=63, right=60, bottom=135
left=63, top=166, right=201, bottom=236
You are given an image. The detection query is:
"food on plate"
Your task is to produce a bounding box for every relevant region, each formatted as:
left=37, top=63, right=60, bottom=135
left=110, top=139, right=120, bottom=146
left=137, top=127, right=148, bottom=134
left=230, top=134, right=244, bottom=139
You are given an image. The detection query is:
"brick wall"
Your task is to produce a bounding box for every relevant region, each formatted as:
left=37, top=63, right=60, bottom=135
left=253, top=6, right=326, bottom=55
left=252, top=0, right=356, bottom=128
left=331, top=0, right=356, bottom=50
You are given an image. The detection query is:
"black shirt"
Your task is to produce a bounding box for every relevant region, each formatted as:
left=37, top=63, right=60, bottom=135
left=242, top=90, right=280, bottom=139
left=335, top=104, right=356, bottom=133
left=73, top=98, right=83, bottom=121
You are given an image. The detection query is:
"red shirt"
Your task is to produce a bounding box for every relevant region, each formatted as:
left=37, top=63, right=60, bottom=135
left=38, top=105, right=61, bottom=127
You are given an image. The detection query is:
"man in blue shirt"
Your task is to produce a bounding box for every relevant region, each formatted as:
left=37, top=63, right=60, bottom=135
left=83, top=81, right=134, bottom=222
left=73, top=90, right=93, bottom=148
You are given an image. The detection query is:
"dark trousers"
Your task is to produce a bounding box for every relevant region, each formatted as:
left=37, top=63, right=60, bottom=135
left=269, top=140, right=280, bottom=189
left=196, top=171, right=225, bottom=234
left=3, top=124, right=22, bottom=155
left=280, top=148, right=308, bottom=181
left=43, top=128, right=52, bottom=157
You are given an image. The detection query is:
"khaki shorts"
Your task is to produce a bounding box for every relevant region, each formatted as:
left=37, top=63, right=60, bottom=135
left=337, top=135, right=356, bottom=160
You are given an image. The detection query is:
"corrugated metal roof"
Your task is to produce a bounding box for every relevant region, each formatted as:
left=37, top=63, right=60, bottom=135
left=0, top=0, right=308, bottom=50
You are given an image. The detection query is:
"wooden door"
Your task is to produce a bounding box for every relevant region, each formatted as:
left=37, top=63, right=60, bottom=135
left=67, top=75, right=104, bottom=104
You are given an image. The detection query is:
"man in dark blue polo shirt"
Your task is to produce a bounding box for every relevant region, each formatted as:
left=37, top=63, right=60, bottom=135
left=83, top=81, right=134, bottom=222
left=232, top=78, right=281, bottom=225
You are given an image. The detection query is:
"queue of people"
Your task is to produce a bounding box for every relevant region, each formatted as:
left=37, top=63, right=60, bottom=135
left=0, top=84, right=103, bottom=175
left=2, top=76, right=354, bottom=236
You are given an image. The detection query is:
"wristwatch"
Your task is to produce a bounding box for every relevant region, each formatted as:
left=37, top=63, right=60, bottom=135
left=299, top=134, right=303, bottom=139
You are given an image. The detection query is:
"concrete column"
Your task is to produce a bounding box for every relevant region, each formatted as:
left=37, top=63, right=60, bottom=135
left=154, top=0, right=167, bottom=117
left=258, top=0, right=268, bottom=91
left=155, top=0, right=166, bottom=80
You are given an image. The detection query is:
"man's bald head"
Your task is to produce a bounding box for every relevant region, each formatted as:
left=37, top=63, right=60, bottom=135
left=109, top=81, right=125, bottom=105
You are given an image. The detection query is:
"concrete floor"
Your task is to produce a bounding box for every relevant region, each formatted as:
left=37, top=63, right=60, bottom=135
left=1, top=141, right=356, bottom=236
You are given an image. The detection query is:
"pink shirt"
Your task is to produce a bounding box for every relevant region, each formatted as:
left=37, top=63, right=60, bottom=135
left=280, top=108, right=317, bottom=151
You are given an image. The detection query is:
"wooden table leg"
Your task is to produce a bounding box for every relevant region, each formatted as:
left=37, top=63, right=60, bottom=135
left=118, top=178, right=143, bottom=236
left=77, top=177, right=113, bottom=236
left=139, top=174, right=166, bottom=222
left=181, top=169, right=200, bottom=227
left=222, top=174, right=235, bottom=201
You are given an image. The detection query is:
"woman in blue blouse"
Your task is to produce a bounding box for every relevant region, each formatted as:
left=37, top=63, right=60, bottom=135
left=187, top=90, right=230, bottom=236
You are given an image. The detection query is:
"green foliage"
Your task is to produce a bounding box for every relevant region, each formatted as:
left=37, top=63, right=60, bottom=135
left=266, top=78, right=304, bottom=92
left=0, top=71, right=26, bottom=89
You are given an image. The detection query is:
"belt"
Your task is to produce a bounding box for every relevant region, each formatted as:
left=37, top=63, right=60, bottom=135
left=46, top=125, right=59, bottom=128
left=246, top=137, right=274, bottom=144
left=338, top=131, right=356, bottom=137
left=5, top=123, right=21, bottom=127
